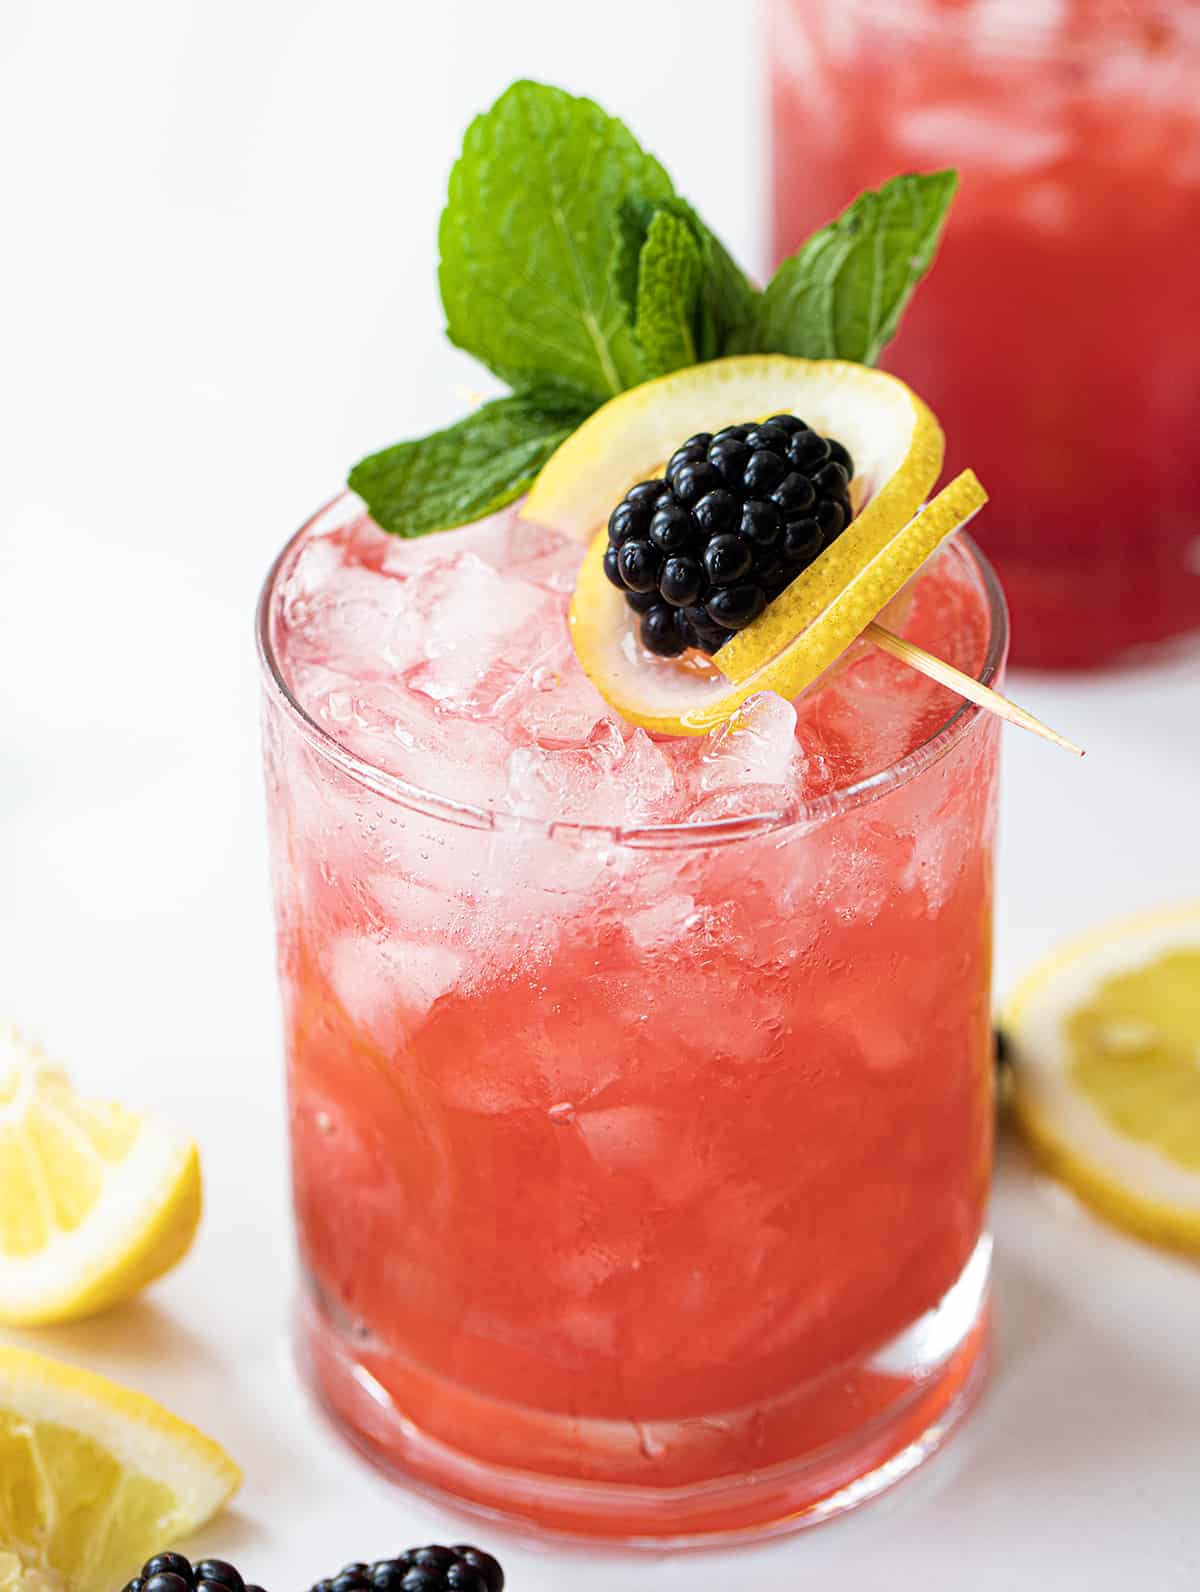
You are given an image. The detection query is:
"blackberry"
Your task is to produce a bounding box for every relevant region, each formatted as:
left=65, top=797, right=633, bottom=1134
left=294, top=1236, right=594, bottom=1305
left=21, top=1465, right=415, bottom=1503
left=122, top=1555, right=265, bottom=1592
left=994, top=1027, right=1011, bottom=1075
left=309, top=1546, right=503, bottom=1592
left=602, top=414, right=856, bottom=655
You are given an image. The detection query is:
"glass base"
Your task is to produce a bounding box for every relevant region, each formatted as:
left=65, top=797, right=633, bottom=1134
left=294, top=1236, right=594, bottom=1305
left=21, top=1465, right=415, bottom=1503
left=296, top=1236, right=991, bottom=1545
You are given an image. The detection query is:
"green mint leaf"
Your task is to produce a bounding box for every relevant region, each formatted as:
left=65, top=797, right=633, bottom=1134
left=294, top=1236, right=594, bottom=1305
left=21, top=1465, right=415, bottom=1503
left=612, top=195, right=758, bottom=366
left=754, top=171, right=958, bottom=365
left=347, top=391, right=593, bottom=537
left=632, top=210, right=703, bottom=378
left=610, top=197, right=652, bottom=334
left=686, top=207, right=760, bottom=360
left=438, top=80, right=675, bottom=403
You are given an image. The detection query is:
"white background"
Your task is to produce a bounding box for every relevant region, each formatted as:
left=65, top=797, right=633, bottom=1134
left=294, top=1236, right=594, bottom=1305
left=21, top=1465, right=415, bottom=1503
left=1, top=2, right=1198, bottom=1588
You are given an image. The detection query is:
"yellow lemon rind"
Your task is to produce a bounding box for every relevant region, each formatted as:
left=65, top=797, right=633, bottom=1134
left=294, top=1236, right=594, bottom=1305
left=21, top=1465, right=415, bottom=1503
left=524, top=354, right=943, bottom=543
left=0, top=1048, right=203, bottom=1327
left=569, top=471, right=984, bottom=737
left=716, top=468, right=986, bottom=687
left=0, top=1343, right=240, bottom=1592
left=0, top=1141, right=204, bottom=1329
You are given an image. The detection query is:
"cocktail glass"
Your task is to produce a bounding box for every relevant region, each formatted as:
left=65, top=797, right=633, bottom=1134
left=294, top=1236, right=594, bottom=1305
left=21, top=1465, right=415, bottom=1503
left=257, top=493, right=1006, bottom=1541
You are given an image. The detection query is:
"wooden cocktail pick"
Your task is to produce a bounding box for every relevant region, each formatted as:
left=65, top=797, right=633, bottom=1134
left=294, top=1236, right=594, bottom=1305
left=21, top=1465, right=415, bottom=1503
left=866, top=620, right=1084, bottom=756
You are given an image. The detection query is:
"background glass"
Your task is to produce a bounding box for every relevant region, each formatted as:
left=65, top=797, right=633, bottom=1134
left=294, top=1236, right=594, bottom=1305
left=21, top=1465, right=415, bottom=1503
left=770, top=0, right=1200, bottom=669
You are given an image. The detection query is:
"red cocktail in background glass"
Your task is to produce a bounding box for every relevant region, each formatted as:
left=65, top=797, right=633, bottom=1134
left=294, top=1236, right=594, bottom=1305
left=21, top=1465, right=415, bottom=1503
left=770, top=0, right=1200, bottom=669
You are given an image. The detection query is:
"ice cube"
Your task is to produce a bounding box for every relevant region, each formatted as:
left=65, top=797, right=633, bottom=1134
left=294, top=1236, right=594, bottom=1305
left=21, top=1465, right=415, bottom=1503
left=626, top=895, right=697, bottom=951
left=576, top=1105, right=673, bottom=1173
left=801, top=649, right=921, bottom=783
left=501, top=516, right=580, bottom=592
left=324, top=933, right=465, bottom=1048
left=504, top=723, right=677, bottom=827
left=378, top=510, right=511, bottom=579
left=280, top=564, right=421, bottom=676
left=616, top=729, right=679, bottom=823
left=389, top=713, right=511, bottom=811
left=499, top=633, right=620, bottom=750
left=405, top=554, right=557, bottom=715
left=504, top=719, right=621, bottom=822
left=697, top=692, right=800, bottom=796
left=895, top=100, right=1070, bottom=173
left=507, top=679, right=619, bottom=751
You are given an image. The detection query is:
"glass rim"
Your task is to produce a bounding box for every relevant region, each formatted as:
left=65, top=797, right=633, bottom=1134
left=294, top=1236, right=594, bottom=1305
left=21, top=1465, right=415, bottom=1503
left=255, top=492, right=1009, bottom=851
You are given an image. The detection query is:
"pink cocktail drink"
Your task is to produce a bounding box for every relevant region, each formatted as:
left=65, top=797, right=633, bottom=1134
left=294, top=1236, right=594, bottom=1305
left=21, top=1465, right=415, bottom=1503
left=770, top=0, right=1200, bottom=669
left=259, top=495, right=1004, bottom=1539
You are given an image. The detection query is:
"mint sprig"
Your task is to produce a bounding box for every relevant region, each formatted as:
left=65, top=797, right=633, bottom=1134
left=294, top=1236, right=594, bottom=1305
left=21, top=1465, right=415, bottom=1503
left=631, top=209, right=704, bottom=377
left=350, top=81, right=956, bottom=537
left=754, top=171, right=959, bottom=365
left=438, top=80, right=673, bottom=404
left=612, top=195, right=758, bottom=374
left=348, top=392, right=590, bottom=538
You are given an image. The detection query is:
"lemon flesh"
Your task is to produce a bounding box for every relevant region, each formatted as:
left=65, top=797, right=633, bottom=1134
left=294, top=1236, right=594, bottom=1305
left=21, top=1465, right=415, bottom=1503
left=0, top=1553, right=64, bottom=1592
left=0, top=1345, right=240, bottom=1592
left=1007, top=904, right=1200, bottom=1251
left=0, top=1034, right=202, bottom=1326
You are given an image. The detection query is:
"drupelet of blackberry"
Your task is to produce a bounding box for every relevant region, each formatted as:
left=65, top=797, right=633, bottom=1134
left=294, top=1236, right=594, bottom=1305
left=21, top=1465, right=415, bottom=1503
left=603, top=414, right=856, bottom=657
left=308, top=1545, right=503, bottom=1592
left=121, top=1554, right=266, bottom=1592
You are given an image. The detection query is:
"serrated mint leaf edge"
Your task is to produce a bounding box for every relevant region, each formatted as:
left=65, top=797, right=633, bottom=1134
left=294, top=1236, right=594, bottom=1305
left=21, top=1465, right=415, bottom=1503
left=610, top=193, right=760, bottom=367
left=436, top=79, right=675, bottom=405
left=347, top=392, right=594, bottom=538
left=754, top=170, right=958, bottom=365
left=632, top=210, right=703, bottom=378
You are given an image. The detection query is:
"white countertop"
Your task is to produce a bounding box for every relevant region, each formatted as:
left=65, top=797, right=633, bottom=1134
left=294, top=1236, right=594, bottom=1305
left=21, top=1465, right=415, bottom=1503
left=2, top=1, right=1198, bottom=1586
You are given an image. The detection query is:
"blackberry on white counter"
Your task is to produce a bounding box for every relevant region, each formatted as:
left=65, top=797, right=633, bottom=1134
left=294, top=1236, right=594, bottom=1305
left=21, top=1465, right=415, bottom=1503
left=309, top=1546, right=503, bottom=1592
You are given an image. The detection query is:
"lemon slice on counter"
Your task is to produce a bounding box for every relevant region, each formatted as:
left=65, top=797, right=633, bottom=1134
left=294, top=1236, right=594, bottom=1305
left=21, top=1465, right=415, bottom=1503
left=524, top=354, right=975, bottom=736
left=0, top=1033, right=202, bottom=1326
left=0, top=1345, right=240, bottom=1592
left=1006, top=904, right=1200, bottom=1252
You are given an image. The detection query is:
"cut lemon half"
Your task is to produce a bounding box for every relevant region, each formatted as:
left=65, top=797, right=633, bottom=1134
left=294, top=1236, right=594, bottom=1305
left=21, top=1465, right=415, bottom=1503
left=1006, top=903, right=1200, bottom=1252
left=524, top=355, right=962, bottom=737
left=0, top=1344, right=240, bottom=1592
left=0, top=1033, right=202, bottom=1326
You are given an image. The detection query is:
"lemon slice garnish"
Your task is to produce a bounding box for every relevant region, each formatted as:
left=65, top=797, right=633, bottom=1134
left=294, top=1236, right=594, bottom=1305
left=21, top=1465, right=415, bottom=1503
left=525, top=354, right=943, bottom=540
left=0, top=1345, right=240, bottom=1592
left=524, top=354, right=975, bottom=736
left=0, top=1032, right=202, bottom=1326
left=1007, top=903, right=1200, bottom=1252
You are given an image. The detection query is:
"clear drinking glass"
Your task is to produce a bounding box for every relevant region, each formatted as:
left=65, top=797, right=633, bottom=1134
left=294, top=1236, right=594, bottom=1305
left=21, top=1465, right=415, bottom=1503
left=258, top=492, right=1006, bottom=1541
left=770, top=0, right=1200, bottom=669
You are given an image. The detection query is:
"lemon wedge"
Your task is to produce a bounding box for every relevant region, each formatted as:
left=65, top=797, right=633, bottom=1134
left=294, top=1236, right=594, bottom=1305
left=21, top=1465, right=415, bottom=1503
left=0, top=1345, right=240, bottom=1592
left=0, top=1552, right=64, bottom=1592
left=525, top=354, right=970, bottom=737
left=1007, top=904, right=1200, bottom=1252
left=0, top=1033, right=202, bottom=1326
